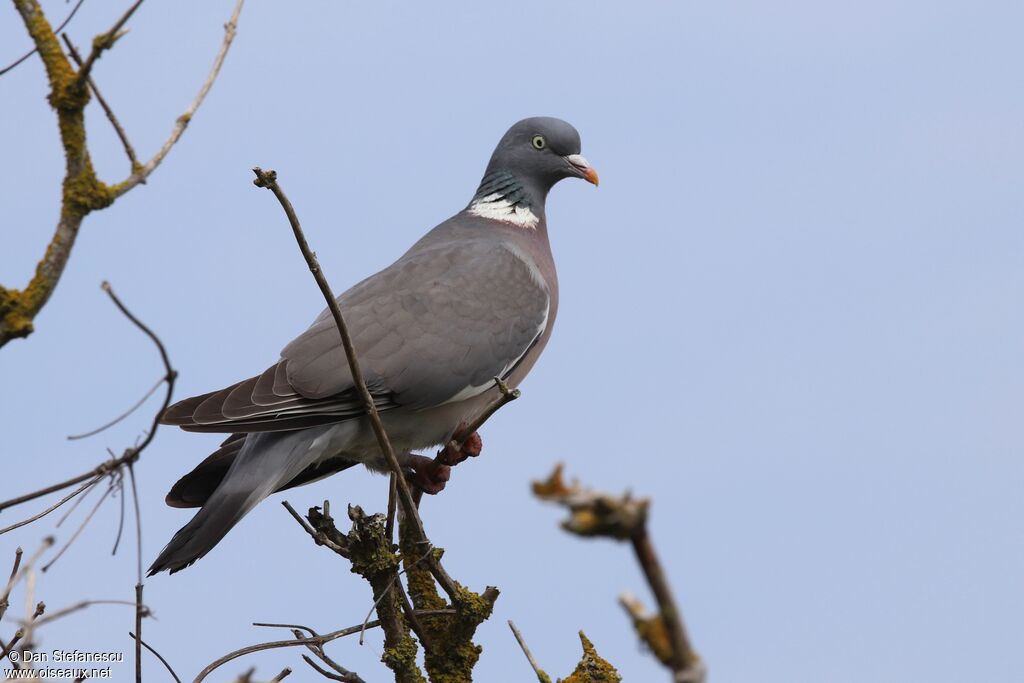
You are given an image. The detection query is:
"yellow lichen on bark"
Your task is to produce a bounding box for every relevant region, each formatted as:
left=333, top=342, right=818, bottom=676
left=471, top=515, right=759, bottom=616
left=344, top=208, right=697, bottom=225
left=561, top=632, right=622, bottom=683
left=2, top=1, right=108, bottom=347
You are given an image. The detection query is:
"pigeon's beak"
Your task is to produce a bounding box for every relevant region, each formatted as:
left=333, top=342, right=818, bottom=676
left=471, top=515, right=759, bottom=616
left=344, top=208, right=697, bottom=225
left=565, top=154, right=599, bottom=186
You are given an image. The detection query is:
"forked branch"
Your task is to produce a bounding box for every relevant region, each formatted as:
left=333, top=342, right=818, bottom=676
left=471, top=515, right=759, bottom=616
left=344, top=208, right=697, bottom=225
left=534, top=465, right=705, bottom=683
left=1, top=0, right=245, bottom=347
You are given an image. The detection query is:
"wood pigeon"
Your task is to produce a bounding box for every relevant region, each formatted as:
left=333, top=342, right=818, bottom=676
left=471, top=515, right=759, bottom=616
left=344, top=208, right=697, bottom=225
left=148, top=116, right=598, bottom=574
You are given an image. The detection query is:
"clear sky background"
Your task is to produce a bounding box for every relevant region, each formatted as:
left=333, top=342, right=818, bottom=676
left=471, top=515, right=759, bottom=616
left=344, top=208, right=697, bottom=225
left=2, top=1, right=1022, bottom=681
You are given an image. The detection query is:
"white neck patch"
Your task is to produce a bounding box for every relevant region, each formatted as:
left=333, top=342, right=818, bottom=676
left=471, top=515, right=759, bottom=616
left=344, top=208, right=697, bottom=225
left=468, top=192, right=539, bottom=229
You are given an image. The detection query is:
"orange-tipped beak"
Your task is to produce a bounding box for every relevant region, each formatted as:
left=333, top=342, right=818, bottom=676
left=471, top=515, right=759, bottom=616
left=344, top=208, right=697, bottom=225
left=566, top=154, right=600, bottom=186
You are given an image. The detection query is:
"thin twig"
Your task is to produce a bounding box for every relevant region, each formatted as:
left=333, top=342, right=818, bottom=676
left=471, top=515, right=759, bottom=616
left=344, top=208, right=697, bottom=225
left=0, top=538, right=53, bottom=623
left=34, top=599, right=142, bottom=628
left=111, top=473, right=126, bottom=554
left=74, top=0, right=146, bottom=85
left=280, top=624, right=367, bottom=683
left=310, top=652, right=365, bottom=683
left=427, top=375, right=521, bottom=479
left=357, top=546, right=433, bottom=645
left=0, top=0, right=86, bottom=77
left=0, top=476, right=101, bottom=536
left=281, top=501, right=316, bottom=535
left=128, top=464, right=144, bottom=683
left=61, top=34, right=140, bottom=170
left=0, top=547, right=23, bottom=621
left=507, top=621, right=552, bottom=683
left=631, top=528, right=704, bottom=682
left=110, top=0, right=245, bottom=200
left=129, top=633, right=182, bottom=683
left=1, top=0, right=245, bottom=345
left=0, top=601, right=42, bottom=661
left=449, top=376, right=520, bottom=451
left=0, top=467, right=110, bottom=514
left=385, top=473, right=398, bottom=541
left=195, top=611, right=454, bottom=683
left=252, top=167, right=458, bottom=601
left=67, top=374, right=163, bottom=440
left=0, top=284, right=174, bottom=522
left=41, top=481, right=114, bottom=572
left=5, top=548, right=23, bottom=584
left=280, top=501, right=348, bottom=555
left=102, top=282, right=176, bottom=457
left=394, top=574, right=429, bottom=649
left=58, top=471, right=103, bottom=527
left=0, top=631, right=23, bottom=662
left=301, top=655, right=351, bottom=682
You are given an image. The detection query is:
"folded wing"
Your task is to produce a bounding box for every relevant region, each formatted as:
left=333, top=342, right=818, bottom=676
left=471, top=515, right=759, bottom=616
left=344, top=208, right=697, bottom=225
left=161, top=239, right=550, bottom=433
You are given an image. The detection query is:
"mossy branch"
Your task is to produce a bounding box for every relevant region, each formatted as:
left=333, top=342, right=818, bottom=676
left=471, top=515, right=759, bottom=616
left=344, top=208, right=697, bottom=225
left=1, top=0, right=245, bottom=348
left=305, top=503, right=426, bottom=683
left=398, top=506, right=498, bottom=683
left=533, top=466, right=705, bottom=683
left=561, top=632, right=622, bottom=683
left=508, top=623, right=621, bottom=683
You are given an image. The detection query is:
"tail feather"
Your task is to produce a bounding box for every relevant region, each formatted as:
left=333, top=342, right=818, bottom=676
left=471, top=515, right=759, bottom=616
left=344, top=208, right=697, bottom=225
left=165, top=437, right=244, bottom=508
left=148, top=428, right=333, bottom=575
left=147, top=489, right=256, bottom=575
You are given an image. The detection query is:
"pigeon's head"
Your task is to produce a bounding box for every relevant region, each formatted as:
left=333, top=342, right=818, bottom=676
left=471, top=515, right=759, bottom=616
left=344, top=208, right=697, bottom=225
left=485, top=117, right=599, bottom=191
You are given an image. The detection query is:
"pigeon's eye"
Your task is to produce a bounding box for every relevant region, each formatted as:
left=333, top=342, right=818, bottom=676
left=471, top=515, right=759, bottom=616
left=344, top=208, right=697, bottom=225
left=531, top=135, right=546, bottom=150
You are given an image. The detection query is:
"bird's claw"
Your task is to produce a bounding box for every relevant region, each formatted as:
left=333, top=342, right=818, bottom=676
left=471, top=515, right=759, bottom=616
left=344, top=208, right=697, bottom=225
left=438, top=423, right=483, bottom=466
left=405, top=453, right=450, bottom=494
left=403, top=425, right=483, bottom=494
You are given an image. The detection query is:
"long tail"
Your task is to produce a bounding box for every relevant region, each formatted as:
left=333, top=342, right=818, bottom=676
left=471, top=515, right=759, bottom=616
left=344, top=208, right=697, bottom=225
left=148, top=429, right=327, bottom=575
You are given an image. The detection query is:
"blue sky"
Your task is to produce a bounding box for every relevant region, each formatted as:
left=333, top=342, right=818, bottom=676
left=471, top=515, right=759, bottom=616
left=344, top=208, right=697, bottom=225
left=2, top=1, right=1023, bottom=681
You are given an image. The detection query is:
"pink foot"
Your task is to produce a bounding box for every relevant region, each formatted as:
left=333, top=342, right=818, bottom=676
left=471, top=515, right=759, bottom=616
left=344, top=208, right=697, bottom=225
left=438, top=423, right=483, bottom=466
left=405, top=453, right=450, bottom=494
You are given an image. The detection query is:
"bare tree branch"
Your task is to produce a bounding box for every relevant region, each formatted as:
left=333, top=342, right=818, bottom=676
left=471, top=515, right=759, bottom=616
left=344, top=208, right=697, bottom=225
left=0, top=476, right=101, bottom=536
left=0, top=0, right=86, bottom=77
left=130, top=632, right=182, bottom=683
left=0, top=547, right=23, bottom=621
left=66, top=374, right=163, bottom=440
left=274, top=622, right=367, bottom=683
left=196, top=611, right=454, bottom=683
left=0, top=282, right=175, bottom=529
left=507, top=620, right=552, bottom=683
left=1, top=0, right=245, bottom=346
left=301, top=654, right=362, bottom=682
left=533, top=466, right=705, bottom=683
left=110, top=0, right=244, bottom=200
left=73, top=0, right=146, bottom=85
left=61, top=33, right=140, bottom=170
left=0, top=537, right=53, bottom=616
left=0, top=601, right=44, bottom=661
left=41, top=479, right=114, bottom=572
left=33, top=599, right=143, bottom=628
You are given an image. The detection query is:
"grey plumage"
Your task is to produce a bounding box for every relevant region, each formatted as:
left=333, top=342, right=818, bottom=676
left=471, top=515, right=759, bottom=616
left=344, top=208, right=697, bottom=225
left=149, top=117, right=597, bottom=574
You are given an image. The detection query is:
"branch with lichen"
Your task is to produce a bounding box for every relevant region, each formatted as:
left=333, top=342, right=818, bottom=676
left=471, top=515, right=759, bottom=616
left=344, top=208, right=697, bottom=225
left=533, top=465, right=706, bottom=683
left=398, top=500, right=498, bottom=683
left=1, top=0, right=245, bottom=347
left=278, top=494, right=499, bottom=683
left=508, top=622, right=621, bottom=683
left=304, top=503, right=425, bottom=683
